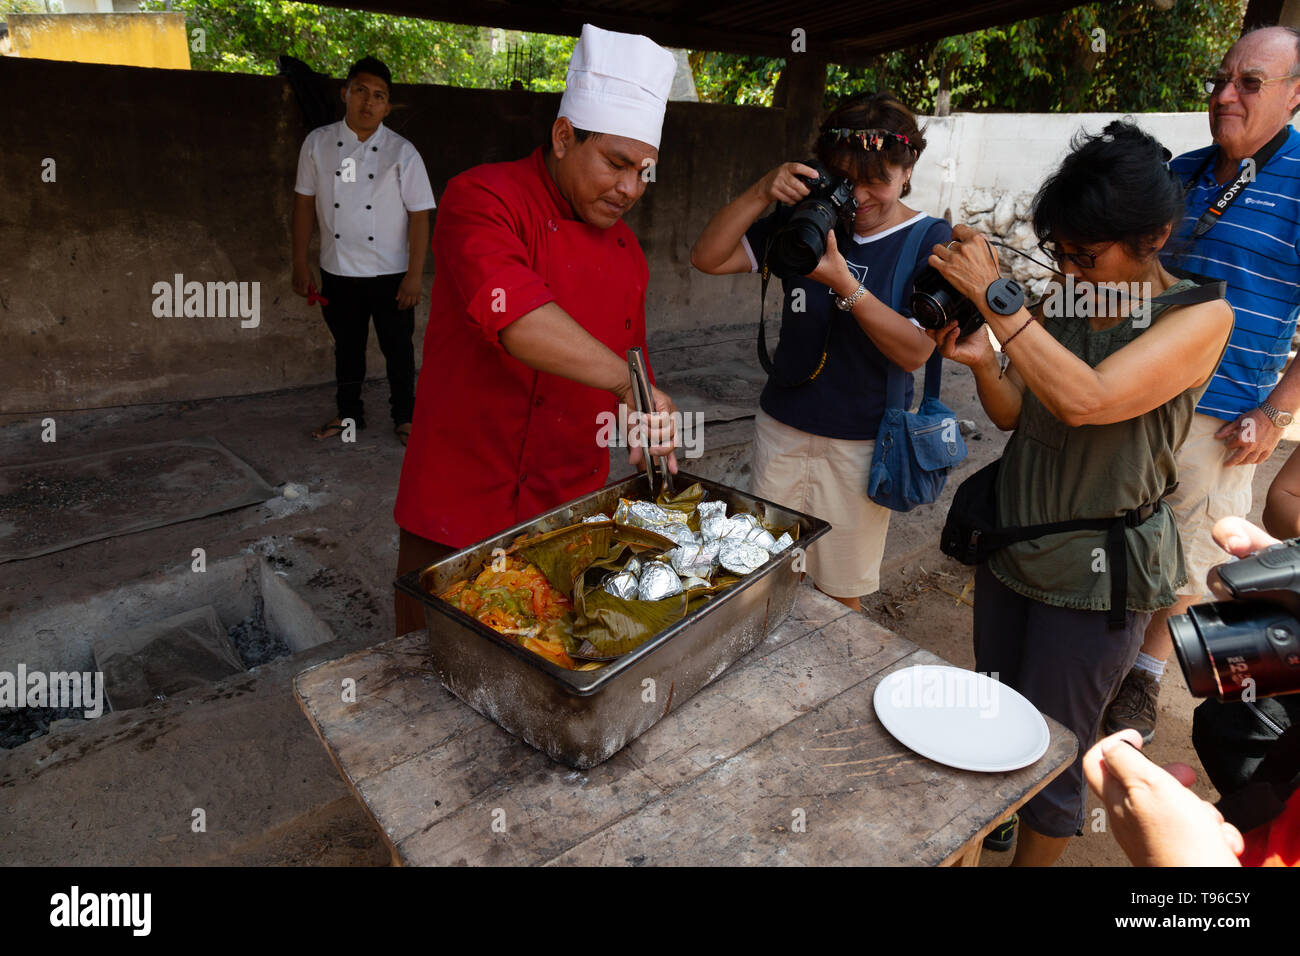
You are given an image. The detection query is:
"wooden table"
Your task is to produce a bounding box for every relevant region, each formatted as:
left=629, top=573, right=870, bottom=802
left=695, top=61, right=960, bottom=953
left=294, top=586, right=1076, bottom=866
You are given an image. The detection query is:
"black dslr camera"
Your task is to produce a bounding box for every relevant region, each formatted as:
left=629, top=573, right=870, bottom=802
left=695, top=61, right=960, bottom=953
left=1170, top=538, right=1300, bottom=701
left=764, top=161, right=857, bottom=279
left=910, top=266, right=988, bottom=338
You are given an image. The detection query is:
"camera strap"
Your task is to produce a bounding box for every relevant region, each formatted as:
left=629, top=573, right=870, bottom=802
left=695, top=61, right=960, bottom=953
left=756, top=242, right=833, bottom=388
left=1183, top=126, right=1289, bottom=239
left=757, top=217, right=937, bottom=389
left=756, top=232, right=836, bottom=388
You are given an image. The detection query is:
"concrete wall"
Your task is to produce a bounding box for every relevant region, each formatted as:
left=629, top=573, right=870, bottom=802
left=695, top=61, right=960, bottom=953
left=0, top=55, right=789, bottom=415
left=3, top=54, right=1259, bottom=415
left=7, top=13, right=192, bottom=69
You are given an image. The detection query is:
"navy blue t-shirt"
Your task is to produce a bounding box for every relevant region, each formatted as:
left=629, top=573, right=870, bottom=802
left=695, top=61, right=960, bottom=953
left=744, top=209, right=951, bottom=439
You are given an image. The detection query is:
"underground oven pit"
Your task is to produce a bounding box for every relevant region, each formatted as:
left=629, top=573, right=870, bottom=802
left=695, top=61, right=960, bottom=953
left=1, top=553, right=335, bottom=748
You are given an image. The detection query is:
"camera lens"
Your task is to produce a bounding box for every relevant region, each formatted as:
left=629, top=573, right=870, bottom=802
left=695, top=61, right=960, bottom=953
left=1168, top=610, right=1220, bottom=698
left=910, top=265, right=985, bottom=336
left=1169, top=600, right=1300, bottom=700
left=768, top=200, right=836, bottom=278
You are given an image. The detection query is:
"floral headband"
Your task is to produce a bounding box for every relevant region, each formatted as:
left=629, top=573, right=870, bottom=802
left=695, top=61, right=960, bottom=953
left=820, top=127, right=917, bottom=154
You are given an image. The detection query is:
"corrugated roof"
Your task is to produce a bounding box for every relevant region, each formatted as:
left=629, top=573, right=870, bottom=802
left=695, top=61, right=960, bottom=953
left=311, top=0, right=1092, bottom=61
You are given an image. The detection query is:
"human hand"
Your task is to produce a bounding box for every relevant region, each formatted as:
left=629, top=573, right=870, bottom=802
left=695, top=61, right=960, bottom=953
left=292, top=263, right=312, bottom=298
left=806, top=229, right=852, bottom=293
left=756, top=161, right=819, bottom=206
left=396, top=272, right=422, bottom=310
left=1083, top=730, right=1244, bottom=867
left=618, top=383, right=680, bottom=476
left=1216, top=409, right=1284, bottom=466
left=927, top=223, right=1002, bottom=306
left=1207, top=516, right=1282, bottom=598
left=929, top=319, right=994, bottom=368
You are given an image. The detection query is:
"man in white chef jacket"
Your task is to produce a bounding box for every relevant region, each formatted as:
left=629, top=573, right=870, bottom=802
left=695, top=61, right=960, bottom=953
left=292, top=56, right=437, bottom=445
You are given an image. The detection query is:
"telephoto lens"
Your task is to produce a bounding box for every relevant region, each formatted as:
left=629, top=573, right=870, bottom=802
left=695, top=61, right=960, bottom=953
left=764, top=161, right=857, bottom=279
left=1168, top=538, right=1300, bottom=701
left=909, top=266, right=986, bottom=338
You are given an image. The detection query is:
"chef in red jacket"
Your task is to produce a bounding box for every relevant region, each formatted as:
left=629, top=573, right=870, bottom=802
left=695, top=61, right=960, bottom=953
left=393, top=24, right=680, bottom=634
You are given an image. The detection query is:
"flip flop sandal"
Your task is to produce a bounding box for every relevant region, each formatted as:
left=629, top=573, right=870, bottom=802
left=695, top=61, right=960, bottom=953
left=313, top=418, right=365, bottom=441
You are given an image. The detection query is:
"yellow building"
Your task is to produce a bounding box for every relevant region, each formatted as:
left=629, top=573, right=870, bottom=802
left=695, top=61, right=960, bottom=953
left=7, top=12, right=192, bottom=70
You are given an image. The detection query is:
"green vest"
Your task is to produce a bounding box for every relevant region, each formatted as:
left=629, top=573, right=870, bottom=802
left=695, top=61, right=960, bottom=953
left=988, top=279, right=1228, bottom=612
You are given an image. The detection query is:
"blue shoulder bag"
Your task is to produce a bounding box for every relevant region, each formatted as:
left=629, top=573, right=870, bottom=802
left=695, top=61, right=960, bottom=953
left=866, top=217, right=968, bottom=512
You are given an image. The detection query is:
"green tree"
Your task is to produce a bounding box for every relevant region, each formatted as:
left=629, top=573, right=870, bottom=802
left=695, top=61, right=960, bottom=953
left=700, top=0, right=1246, bottom=113
left=136, top=0, right=573, bottom=89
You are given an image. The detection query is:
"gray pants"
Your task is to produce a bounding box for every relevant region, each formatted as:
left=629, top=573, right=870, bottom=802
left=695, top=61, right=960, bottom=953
left=973, top=563, right=1149, bottom=838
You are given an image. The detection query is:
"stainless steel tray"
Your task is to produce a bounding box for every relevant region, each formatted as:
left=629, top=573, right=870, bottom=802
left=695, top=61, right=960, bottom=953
left=394, top=470, right=830, bottom=768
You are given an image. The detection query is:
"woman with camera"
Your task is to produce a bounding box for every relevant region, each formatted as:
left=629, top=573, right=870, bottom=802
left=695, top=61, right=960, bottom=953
left=690, top=92, right=951, bottom=610
left=929, top=120, right=1235, bottom=866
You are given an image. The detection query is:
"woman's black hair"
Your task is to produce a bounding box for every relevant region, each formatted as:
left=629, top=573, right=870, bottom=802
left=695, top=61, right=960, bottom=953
left=1031, top=119, right=1186, bottom=261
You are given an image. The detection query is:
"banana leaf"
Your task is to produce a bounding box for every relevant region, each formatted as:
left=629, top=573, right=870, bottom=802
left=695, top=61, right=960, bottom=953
left=572, top=588, right=690, bottom=659
left=516, top=521, right=677, bottom=595
left=655, top=481, right=707, bottom=531
left=516, top=523, right=613, bottom=594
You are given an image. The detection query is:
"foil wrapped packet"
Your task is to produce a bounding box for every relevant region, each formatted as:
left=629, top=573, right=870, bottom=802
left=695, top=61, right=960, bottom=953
left=719, top=541, right=771, bottom=576
left=615, top=498, right=695, bottom=546
left=665, top=541, right=719, bottom=579
left=637, top=561, right=684, bottom=601
left=603, top=555, right=643, bottom=600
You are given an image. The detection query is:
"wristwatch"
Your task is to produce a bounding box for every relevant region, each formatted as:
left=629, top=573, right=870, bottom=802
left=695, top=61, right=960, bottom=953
left=1258, top=401, right=1294, bottom=428
left=836, top=283, right=868, bottom=311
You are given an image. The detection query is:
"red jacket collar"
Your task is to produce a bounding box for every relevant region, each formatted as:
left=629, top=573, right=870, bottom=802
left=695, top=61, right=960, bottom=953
left=530, top=146, right=578, bottom=222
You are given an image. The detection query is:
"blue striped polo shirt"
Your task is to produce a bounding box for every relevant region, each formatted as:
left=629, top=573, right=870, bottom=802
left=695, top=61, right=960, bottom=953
left=1165, top=125, right=1300, bottom=421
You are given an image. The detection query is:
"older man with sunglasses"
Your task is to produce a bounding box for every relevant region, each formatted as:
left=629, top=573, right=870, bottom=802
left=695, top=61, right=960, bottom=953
left=1105, top=26, right=1300, bottom=744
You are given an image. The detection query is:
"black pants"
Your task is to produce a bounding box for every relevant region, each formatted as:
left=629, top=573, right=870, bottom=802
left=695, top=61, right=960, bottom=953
left=319, top=268, right=415, bottom=427
left=973, top=563, right=1149, bottom=838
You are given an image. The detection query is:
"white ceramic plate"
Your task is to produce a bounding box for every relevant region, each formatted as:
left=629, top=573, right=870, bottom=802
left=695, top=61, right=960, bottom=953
left=872, top=665, right=1050, bottom=773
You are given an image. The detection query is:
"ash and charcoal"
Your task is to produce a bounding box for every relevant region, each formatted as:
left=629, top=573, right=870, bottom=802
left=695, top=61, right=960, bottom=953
left=0, top=706, right=88, bottom=750
left=226, top=596, right=291, bottom=668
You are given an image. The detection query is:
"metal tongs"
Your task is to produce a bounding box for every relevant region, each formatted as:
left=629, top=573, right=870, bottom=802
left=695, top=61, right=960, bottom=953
left=626, top=347, right=674, bottom=498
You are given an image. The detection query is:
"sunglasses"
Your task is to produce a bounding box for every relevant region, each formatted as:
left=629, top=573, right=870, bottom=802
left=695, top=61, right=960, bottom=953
left=1204, top=72, right=1300, bottom=95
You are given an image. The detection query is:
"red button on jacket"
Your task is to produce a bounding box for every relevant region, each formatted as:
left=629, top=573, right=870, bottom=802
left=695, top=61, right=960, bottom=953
left=395, top=147, right=653, bottom=548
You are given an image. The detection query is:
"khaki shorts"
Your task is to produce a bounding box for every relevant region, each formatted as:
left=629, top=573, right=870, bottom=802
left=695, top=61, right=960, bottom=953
left=1168, top=412, right=1255, bottom=598
left=750, top=409, right=891, bottom=598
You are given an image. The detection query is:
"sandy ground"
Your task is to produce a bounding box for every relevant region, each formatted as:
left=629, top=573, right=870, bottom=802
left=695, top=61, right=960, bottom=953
left=2, top=372, right=1294, bottom=867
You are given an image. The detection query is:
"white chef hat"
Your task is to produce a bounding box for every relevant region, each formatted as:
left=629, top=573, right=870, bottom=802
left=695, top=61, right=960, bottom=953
left=557, top=23, right=676, bottom=151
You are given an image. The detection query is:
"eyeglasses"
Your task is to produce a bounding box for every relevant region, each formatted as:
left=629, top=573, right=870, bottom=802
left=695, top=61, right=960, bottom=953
left=1037, top=239, right=1111, bottom=269
left=1204, top=73, right=1300, bottom=95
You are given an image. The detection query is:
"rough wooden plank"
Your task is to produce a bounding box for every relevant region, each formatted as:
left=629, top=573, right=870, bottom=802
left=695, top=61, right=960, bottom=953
left=389, top=610, right=917, bottom=865
left=545, top=648, right=1076, bottom=866
left=295, top=586, right=1074, bottom=868
left=291, top=585, right=863, bottom=858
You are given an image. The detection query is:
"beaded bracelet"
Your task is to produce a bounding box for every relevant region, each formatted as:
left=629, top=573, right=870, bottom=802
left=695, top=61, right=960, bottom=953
left=997, top=316, right=1035, bottom=379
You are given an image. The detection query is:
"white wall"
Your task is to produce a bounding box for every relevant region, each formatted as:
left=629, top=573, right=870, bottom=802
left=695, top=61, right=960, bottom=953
left=909, top=111, right=1215, bottom=226
left=906, top=111, right=1299, bottom=292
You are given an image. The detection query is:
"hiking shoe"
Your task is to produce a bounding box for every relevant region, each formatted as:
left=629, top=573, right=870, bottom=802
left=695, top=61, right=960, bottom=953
left=1104, top=669, right=1161, bottom=745
left=983, top=814, right=1017, bottom=852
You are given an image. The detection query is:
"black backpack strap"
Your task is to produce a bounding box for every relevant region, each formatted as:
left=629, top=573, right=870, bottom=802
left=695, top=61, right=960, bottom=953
left=986, top=486, right=1176, bottom=629
left=1216, top=722, right=1300, bottom=834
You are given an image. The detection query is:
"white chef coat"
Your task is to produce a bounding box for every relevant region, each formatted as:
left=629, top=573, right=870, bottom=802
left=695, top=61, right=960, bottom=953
left=294, top=120, right=436, bottom=278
